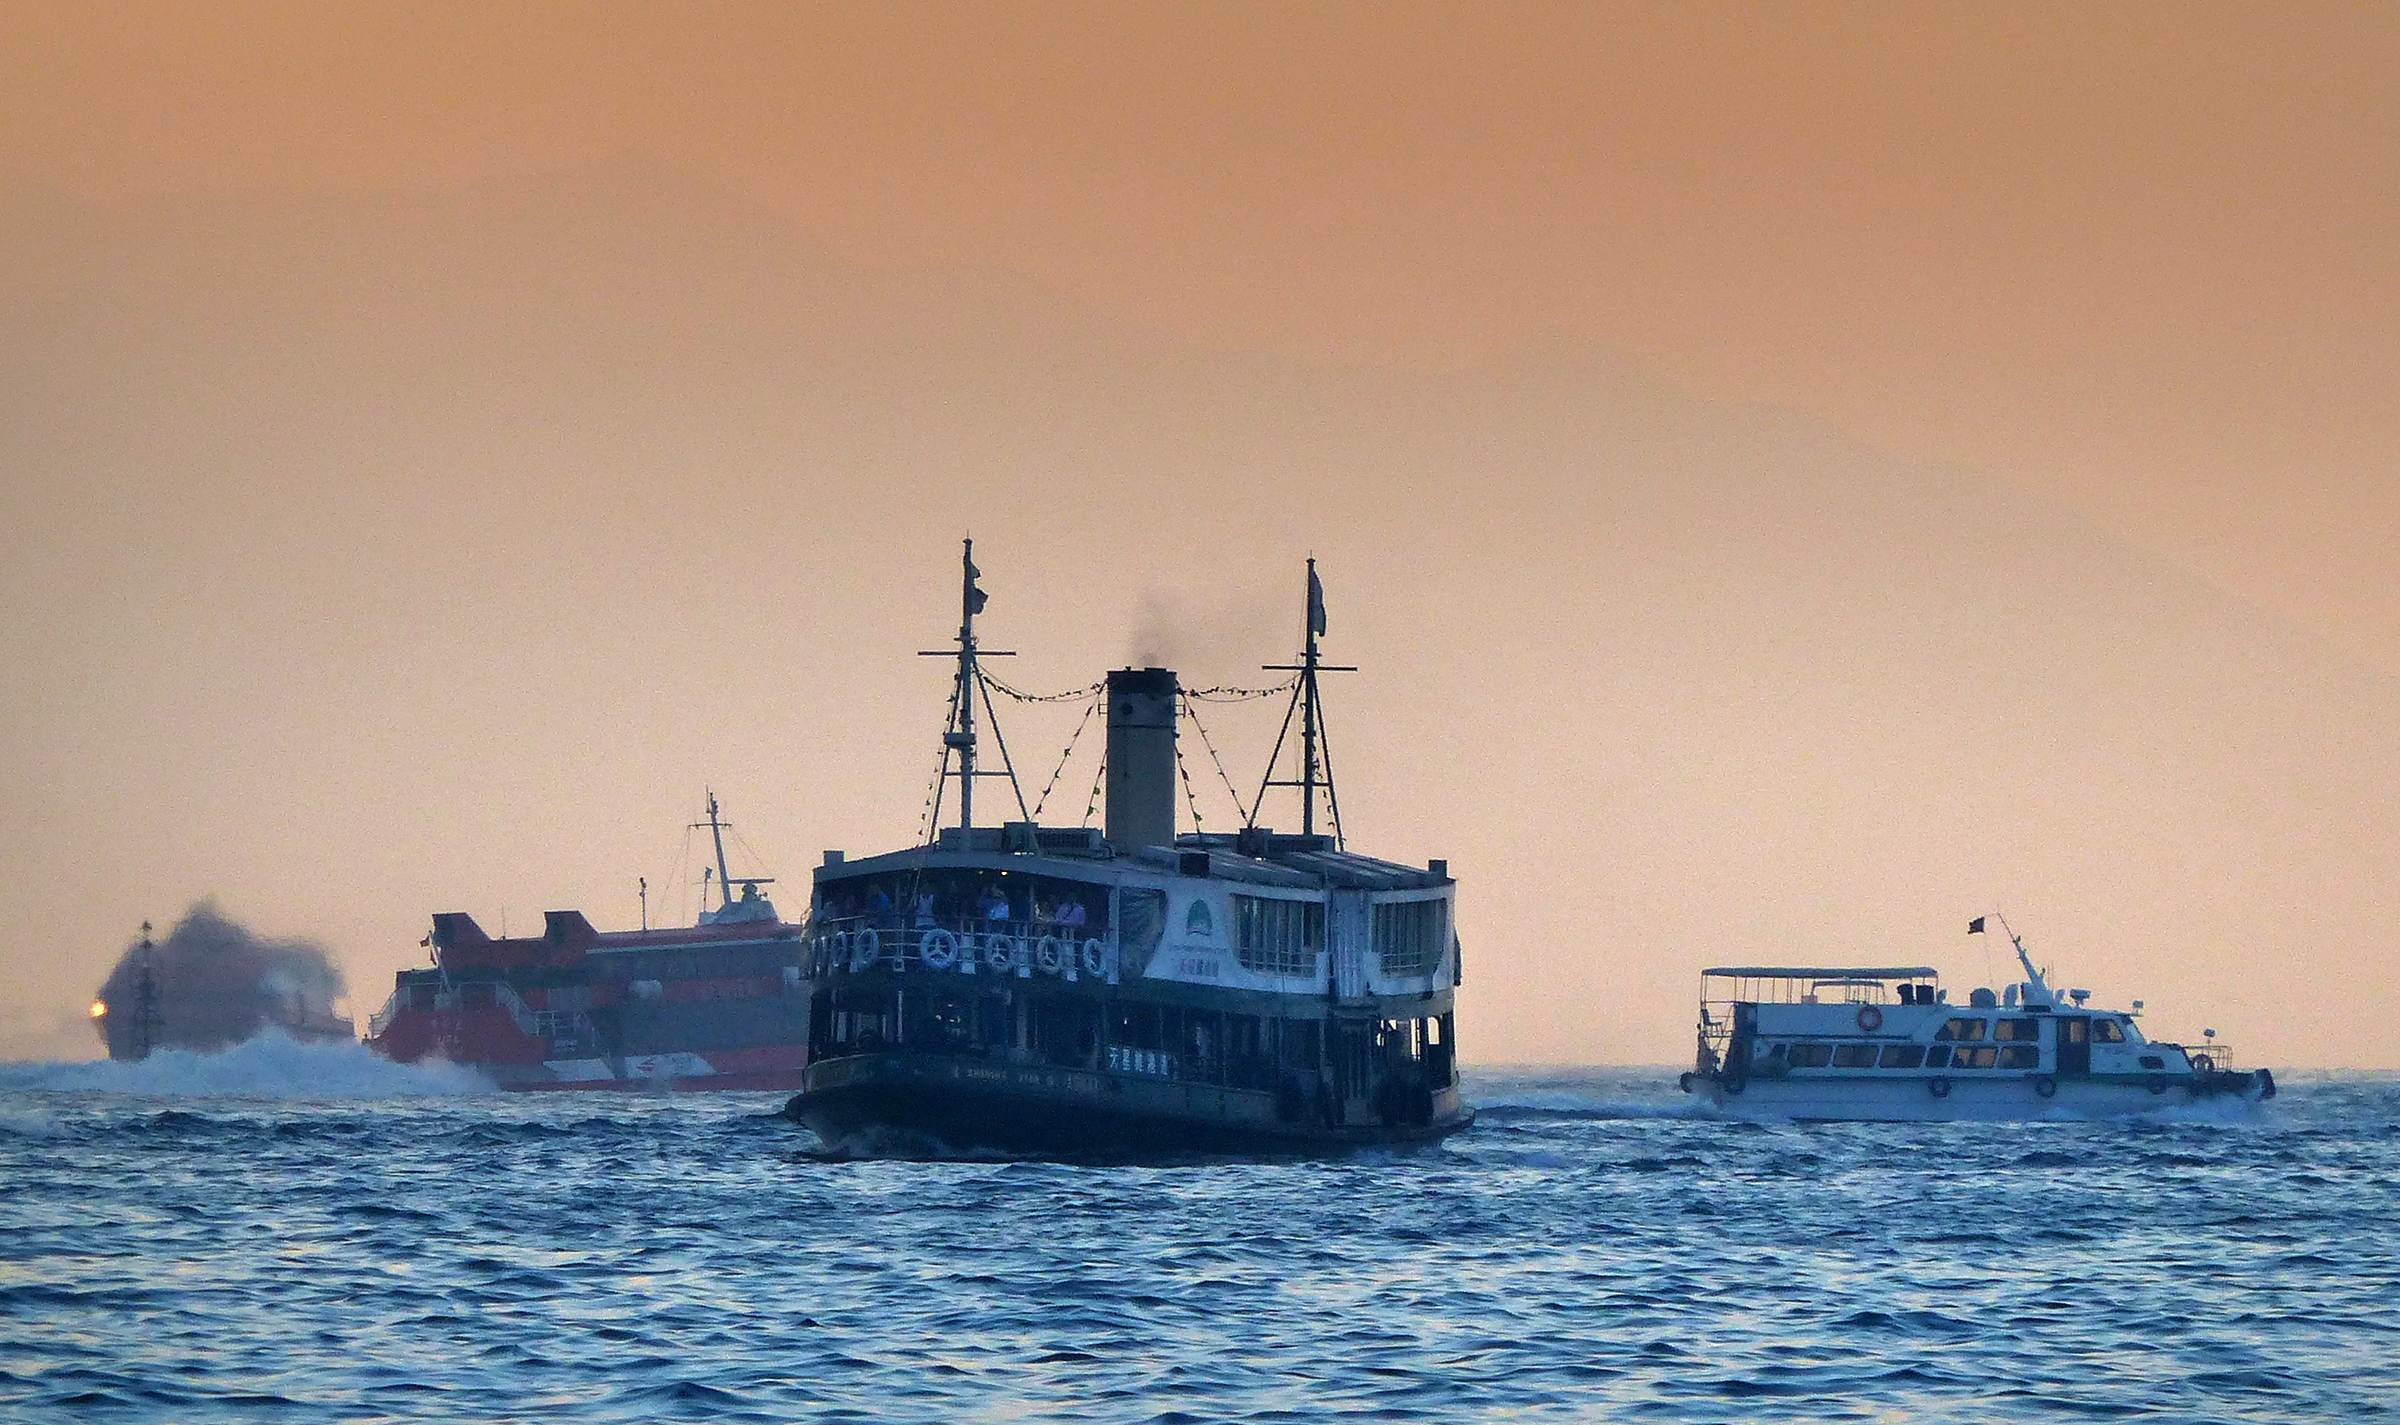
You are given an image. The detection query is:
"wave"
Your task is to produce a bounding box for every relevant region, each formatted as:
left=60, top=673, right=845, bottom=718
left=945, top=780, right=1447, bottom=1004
left=0, top=1029, right=494, bottom=1099
left=1474, top=1095, right=1716, bottom=1122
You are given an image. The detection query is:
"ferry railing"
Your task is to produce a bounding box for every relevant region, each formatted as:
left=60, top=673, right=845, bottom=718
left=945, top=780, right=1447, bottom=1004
left=431, top=979, right=544, bottom=1039
left=804, top=915, right=1118, bottom=982
left=366, top=990, right=404, bottom=1041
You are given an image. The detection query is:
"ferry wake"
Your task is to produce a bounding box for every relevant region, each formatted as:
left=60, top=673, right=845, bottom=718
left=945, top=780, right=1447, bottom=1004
left=783, top=542, right=1472, bottom=1155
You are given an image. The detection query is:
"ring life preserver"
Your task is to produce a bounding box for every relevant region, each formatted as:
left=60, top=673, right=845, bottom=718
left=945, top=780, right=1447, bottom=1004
left=1721, top=1072, right=1747, bottom=1096
left=2191, top=1053, right=2215, bottom=1074
left=826, top=930, right=849, bottom=971
left=2032, top=1074, right=2057, bottom=1099
left=1856, top=1004, right=1884, bottom=1032
left=1035, top=935, right=1066, bottom=975
left=1929, top=1077, right=1953, bottom=1099
left=2147, top=1076, right=2168, bottom=1095
left=984, top=934, right=1017, bottom=973
left=849, top=927, right=880, bottom=972
left=1081, top=938, right=1107, bottom=977
left=919, top=928, right=958, bottom=970
left=1678, top=1072, right=1694, bottom=1094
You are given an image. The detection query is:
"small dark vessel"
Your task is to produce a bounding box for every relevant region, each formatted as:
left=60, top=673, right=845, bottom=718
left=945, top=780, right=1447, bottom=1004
left=92, top=910, right=355, bottom=1060
left=784, top=543, right=1472, bottom=1155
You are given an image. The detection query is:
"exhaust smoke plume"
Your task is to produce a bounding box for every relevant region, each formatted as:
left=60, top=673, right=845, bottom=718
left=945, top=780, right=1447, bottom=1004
left=92, top=904, right=351, bottom=1058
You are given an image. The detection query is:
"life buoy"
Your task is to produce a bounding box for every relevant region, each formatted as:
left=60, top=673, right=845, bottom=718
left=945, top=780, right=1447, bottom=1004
left=1721, top=1072, right=1747, bottom=1096
left=826, top=930, right=849, bottom=971
left=1081, top=938, right=1107, bottom=977
left=919, top=928, right=958, bottom=970
left=1929, top=1077, right=1953, bottom=1099
left=848, top=927, right=880, bottom=972
left=2032, top=1074, right=2057, bottom=1099
left=983, top=934, right=1017, bottom=973
left=1856, top=1004, right=1884, bottom=1032
left=1035, top=935, right=1066, bottom=975
left=2191, top=1053, right=2215, bottom=1074
left=2147, top=1076, right=2168, bottom=1095
left=1678, top=1071, right=1694, bottom=1093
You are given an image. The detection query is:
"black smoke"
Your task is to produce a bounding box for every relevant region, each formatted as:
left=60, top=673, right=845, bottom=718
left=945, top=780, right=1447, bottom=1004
left=92, top=903, right=350, bottom=1058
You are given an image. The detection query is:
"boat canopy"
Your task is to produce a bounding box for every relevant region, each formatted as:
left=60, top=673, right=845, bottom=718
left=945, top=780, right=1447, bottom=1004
left=1703, top=966, right=1937, bottom=980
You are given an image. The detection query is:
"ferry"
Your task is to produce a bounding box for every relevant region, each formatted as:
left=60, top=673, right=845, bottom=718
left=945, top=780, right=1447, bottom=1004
left=782, top=542, right=1472, bottom=1155
left=365, top=795, right=809, bottom=1090
left=1681, top=916, right=2275, bottom=1121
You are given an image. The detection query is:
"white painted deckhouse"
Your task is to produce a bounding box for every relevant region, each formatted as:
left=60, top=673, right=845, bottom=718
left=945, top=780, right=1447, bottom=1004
left=1681, top=916, right=2274, bottom=1121
left=781, top=542, right=1473, bottom=1154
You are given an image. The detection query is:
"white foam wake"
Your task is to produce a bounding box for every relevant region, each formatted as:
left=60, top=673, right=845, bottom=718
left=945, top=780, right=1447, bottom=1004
left=0, top=1030, right=494, bottom=1098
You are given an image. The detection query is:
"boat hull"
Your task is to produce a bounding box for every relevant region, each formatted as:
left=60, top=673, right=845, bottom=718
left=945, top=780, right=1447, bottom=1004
left=1684, top=1067, right=2275, bottom=1122
left=787, top=1050, right=1474, bottom=1156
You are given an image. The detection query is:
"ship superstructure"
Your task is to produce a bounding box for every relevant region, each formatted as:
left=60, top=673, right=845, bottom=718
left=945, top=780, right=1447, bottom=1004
left=366, top=795, right=807, bottom=1090
left=783, top=543, right=1471, bottom=1154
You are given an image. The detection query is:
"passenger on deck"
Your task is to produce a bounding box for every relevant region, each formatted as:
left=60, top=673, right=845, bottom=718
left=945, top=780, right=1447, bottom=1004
left=913, top=891, right=937, bottom=927
left=1058, top=898, right=1088, bottom=932
left=980, top=886, right=1011, bottom=922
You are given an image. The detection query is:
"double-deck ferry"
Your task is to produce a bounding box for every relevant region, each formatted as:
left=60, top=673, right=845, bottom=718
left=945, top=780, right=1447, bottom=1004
left=782, top=543, right=1472, bottom=1155
left=1681, top=917, right=2274, bottom=1121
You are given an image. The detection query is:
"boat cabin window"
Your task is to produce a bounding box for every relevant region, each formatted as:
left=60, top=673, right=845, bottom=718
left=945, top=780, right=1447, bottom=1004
left=2061, top=1019, right=2089, bottom=1045
left=2092, top=1018, right=2127, bottom=1043
left=1925, top=1044, right=1950, bottom=1068
left=1787, top=1042, right=1833, bottom=1069
left=1951, top=1046, right=1999, bottom=1069
left=1935, top=1017, right=1987, bottom=1042
left=1831, top=1044, right=1878, bottom=1068
left=1993, top=1018, right=2039, bottom=1042
left=815, top=871, right=1110, bottom=935
left=1996, top=1045, right=2039, bottom=1069
left=1879, top=1044, right=1926, bottom=1069
left=1372, top=898, right=1447, bottom=977
left=1233, top=895, right=1324, bottom=978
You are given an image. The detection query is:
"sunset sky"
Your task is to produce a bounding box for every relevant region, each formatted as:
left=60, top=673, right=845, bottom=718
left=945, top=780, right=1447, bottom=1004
left=5, top=3, right=2395, bottom=1065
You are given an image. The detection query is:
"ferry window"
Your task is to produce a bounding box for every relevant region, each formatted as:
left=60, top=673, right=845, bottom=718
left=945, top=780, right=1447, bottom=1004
left=1935, top=1017, right=1987, bottom=1042
left=2092, top=1019, right=2126, bottom=1043
left=1924, top=1044, right=1951, bottom=1069
left=1997, top=1045, right=2038, bottom=1069
left=1787, top=1043, right=1833, bottom=1069
left=2139, top=1055, right=2164, bottom=1071
left=1119, top=890, right=1168, bottom=976
left=1879, top=1044, right=1925, bottom=1069
left=1371, top=898, right=1447, bottom=978
left=1994, top=1018, right=2039, bottom=1042
left=1832, top=1044, right=1878, bottom=1068
left=2062, top=1019, right=2089, bottom=1044
left=1233, top=895, right=1324, bottom=978
left=1954, top=1046, right=1998, bottom=1069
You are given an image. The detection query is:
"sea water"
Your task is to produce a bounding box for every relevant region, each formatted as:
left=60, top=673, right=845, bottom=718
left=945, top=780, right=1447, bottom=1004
left=3, top=1041, right=2394, bottom=1422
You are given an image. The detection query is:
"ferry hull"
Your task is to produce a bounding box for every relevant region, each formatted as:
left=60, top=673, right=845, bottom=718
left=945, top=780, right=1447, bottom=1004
left=1685, top=1068, right=2275, bottom=1123
left=787, top=1051, right=1473, bottom=1157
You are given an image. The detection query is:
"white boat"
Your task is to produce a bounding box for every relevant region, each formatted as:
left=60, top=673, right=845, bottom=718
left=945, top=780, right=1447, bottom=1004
left=1680, top=917, right=2275, bottom=1121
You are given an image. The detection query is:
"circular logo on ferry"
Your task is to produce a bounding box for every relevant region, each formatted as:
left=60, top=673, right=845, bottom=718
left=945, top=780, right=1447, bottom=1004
left=1185, top=899, right=1214, bottom=939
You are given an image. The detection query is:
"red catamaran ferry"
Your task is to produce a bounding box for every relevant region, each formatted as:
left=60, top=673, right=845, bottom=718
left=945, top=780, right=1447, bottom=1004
left=366, top=796, right=807, bottom=1090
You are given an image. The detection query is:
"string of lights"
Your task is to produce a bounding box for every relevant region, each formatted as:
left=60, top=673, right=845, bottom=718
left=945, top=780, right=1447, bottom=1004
left=983, top=672, right=1107, bottom=704
left=1182, top=700, right=1255, bottom=826
left=1031, top=692, right=1102, bottom=819
left=1183, top=677, right=1300, bottom=702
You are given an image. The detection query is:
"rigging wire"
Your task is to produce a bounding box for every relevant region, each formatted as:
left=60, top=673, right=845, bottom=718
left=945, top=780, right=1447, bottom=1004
left=1031, top=691, right=1102, bottom=819
left=983, top=672, right=1106, bottom=703
left=1173, top=736, right=1208, bottom=832
left=1081, top=748, right=1108, bottom=828
left=1182, top=700, right=1256, bottom=827
left=1184, top=677, right=1300, bottom=702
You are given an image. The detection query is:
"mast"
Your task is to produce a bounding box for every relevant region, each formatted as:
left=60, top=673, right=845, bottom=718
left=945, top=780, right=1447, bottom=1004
left=131, top=919, right=161, bottom=1061
left=922, top=538, right=1025, bottom=839
left=1253, top=558, right=1354, bottom=846
left=700, top=791, right=733, bottom=911
left=1995, top=912, right=2055, bottom=1007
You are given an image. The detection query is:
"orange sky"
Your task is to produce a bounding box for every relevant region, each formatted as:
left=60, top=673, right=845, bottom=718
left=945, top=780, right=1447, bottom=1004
left=4, top=3, right=2395, bottom=1065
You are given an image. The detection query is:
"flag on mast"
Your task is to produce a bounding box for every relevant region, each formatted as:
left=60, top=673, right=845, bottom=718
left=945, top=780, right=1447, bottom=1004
left=1968, top=917, right=1986, bottom=934
left=1307, top=565, right=1327, bottom=637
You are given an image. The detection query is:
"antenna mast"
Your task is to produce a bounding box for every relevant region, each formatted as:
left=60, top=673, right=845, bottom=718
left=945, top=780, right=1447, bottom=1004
left=130, top=919, right=161, bottom=1061
left=922, top=538, right=1027, bottom=840
left=1253, top=558, right=1354, bottom=846
left=695, top=791, right=734, bottom=911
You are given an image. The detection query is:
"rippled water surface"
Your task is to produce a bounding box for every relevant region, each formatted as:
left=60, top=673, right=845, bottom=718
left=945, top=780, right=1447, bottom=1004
left=4, top=1042, right=2395, bottom=1422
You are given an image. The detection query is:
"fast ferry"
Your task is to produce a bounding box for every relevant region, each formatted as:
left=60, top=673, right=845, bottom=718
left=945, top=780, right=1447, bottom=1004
left=365, top=795, right=809, bottom=1090
left=782, top=542, right=1472, bottom=1155
left=1681, top=916, right=2274, bottom=1121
